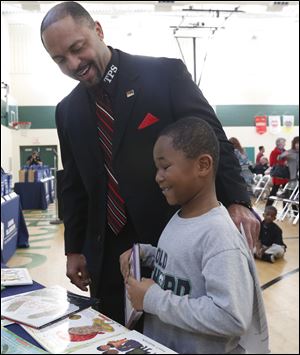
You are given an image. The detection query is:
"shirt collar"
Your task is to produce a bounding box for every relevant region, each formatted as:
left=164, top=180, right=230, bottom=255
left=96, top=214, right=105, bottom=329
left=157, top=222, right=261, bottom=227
left=101, top=46, right=119, bottom=97
left=88, top=47, right=119, bottom=101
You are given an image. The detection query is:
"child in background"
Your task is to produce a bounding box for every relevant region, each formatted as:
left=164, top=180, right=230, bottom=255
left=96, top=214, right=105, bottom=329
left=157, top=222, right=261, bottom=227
left=120, top=117, right=269, bottom=354
left=255, top=206, right=287, bottom=263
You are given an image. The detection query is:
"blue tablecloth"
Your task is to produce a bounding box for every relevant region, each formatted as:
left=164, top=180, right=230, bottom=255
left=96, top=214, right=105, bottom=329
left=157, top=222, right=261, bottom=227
left=14, top=180, right=51, bottom=210
left=2, top=281, right=45, bottom=349
left=1, top=195, right=29, bottom=264
left=48, top=176, right=55, bottom=204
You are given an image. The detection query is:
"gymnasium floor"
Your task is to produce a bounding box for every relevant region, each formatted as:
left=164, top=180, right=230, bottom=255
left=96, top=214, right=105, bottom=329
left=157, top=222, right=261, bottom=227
left=6, top=201, right=299, bottom=354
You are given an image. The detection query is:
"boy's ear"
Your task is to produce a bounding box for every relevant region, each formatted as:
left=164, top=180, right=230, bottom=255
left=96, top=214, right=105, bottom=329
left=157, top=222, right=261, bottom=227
left=197, top=154, right=213, bottom=176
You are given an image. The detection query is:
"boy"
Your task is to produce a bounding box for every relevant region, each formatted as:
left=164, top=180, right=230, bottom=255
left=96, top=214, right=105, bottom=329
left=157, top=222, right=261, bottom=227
left=120, top=117, right=269, bottom=354
left=255, top=206, right=287, bottom=263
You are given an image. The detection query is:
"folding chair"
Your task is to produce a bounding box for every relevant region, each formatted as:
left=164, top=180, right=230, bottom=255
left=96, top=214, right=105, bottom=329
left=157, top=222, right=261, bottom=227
left=277, top=183, right=299, bottom=224
left=253, top=175, right=271, bottom=204
left=253, top=174, right=262, bottom=187
left=268, top=181, right=297, bottom=207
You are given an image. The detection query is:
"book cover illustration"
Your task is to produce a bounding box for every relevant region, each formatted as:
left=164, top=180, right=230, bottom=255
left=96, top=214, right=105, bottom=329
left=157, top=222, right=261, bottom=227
left=1, top=326, right=48, bottom=354
left=1, top=268, right=33, bottom=286
left=2, top=290, right=35, bottom=326
left=1, top=285, right=98, bottom=329
left=125, top=244, right=143, bottom=329
left=23, top=307, right=128, bottom=354
left=72, top=330, right=178, bottom=354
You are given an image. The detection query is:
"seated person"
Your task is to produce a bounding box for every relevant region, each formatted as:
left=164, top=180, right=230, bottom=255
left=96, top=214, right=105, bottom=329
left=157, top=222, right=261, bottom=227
left=254, top=206, right=286, bottom=263
left=26, top=151, right=43, bottom=166
left=252, top=157, right=269, bottom=175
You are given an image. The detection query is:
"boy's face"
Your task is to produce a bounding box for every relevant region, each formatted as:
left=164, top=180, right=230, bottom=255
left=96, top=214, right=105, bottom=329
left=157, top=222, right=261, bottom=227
left=153, top=136, right=201, bottom=206
left=263, top=210, right=277, bottom=224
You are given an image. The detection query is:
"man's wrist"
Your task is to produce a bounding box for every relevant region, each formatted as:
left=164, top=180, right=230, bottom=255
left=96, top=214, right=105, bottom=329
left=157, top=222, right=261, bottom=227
left=229, top=200, right=252, bottom=210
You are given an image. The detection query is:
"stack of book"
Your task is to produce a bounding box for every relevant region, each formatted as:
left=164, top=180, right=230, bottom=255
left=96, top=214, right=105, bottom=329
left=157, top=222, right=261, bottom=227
left=1, top=284, right=177, bottom=354
left=1, top=268, right=33, bottom=287
left=1, top=285, right=98, bottom=329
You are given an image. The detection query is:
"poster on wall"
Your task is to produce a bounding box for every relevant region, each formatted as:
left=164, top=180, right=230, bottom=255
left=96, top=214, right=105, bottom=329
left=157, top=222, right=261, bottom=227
left=255, top=115, right=267, bottom=134
left=282, top=115, right=294, bottom=133
left=268, top=115, right=281, bottom=134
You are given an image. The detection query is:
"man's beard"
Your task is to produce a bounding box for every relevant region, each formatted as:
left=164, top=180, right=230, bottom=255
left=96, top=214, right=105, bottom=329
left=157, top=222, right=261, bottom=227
left=74, top=63, right=103, bottom=88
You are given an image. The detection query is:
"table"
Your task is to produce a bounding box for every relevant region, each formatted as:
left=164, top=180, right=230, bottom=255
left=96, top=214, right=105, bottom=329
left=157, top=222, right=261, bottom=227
left=48, top=176, right=55, bottom=203
left=56, top=170, right=64, bottom=220
left=14, top=177, right=54, bottom=210
left=1, top=194, right=29, bottom=264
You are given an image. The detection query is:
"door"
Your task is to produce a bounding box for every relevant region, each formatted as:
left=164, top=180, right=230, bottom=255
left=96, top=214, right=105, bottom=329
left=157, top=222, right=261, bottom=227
left=20, top=145, right=58, bottom=169
left=244, top=147, right=255, bottom=165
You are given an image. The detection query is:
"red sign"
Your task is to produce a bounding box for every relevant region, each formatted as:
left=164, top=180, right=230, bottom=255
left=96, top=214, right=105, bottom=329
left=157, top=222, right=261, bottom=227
left=255, top=115, right=267, bottom=134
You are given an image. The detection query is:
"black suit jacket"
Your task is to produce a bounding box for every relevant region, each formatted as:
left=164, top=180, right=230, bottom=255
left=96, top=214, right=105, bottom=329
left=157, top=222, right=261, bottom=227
left=56, top=49, right=249, bottom=275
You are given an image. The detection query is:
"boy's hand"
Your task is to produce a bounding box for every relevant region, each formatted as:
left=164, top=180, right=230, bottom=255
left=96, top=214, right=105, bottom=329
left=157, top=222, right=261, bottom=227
left=126, top=276, right=155, bottom=311
left=119, top=248, right=133, bottom=282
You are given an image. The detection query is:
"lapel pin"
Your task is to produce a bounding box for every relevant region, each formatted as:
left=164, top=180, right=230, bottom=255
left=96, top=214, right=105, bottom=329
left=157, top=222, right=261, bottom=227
left=126, top=89, right=135, bottom=98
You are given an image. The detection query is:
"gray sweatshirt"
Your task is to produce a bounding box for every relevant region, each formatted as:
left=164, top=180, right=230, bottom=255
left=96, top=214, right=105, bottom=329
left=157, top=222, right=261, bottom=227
left=279, top=148, right=299, bottom=180
left=141, top=204, right=269, bottom=354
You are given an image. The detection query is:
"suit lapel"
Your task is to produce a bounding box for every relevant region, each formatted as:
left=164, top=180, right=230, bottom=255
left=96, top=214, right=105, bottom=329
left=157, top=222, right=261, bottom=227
left=111, top=53, right=140, bottom=160
left=69, top=84, right=104, bottom=168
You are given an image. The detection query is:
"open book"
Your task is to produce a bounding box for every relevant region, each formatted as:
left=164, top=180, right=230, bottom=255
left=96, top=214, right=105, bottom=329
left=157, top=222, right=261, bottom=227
left=77, top=330, right=178, bottom=354
left=1, top=285, right=98, bottom=329
left=23, top=315, right=178, bottom=354
left=1, top=327, right=48, bottom=354
left=22, top=307, right=128, bottom=354
left=1, top=268, right=33, bottom=286
left=125, top=244, right=143, bottom=329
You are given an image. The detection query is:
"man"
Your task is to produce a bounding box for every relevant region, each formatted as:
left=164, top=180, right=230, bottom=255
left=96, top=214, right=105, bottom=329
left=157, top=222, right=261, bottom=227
left=41, top=1, right=259, bottom=324
left=26, top=151, right=42, bottom=166
left=256, top=146, right=265, bottom=165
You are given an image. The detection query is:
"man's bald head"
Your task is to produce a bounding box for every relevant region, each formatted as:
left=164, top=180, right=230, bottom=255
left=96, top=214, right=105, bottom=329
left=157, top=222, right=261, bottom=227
left=41, top=1, right=94, bottom=44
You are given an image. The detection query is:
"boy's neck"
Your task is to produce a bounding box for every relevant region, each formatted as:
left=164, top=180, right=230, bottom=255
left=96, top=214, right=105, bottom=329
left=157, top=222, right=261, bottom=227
left=179, top=187, right=219, bottom=219
left=264, top=220, right=275, bottom=225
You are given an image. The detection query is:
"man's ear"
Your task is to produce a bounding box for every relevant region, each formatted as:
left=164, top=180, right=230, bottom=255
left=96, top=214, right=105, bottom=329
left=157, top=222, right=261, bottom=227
left=95, top=21, right=104, bottom=40
left=197, top=154, right=213, bottom=176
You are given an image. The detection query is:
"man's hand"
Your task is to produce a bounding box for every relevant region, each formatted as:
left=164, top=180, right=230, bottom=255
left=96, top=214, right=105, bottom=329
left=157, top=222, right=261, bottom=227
left=126, top=276, right=155, bottom=311
left=66, top=253, right=91, bottom=291
left=227, top=204, right=260, bottom=250
left=119, top=248, right=132, bottom=282
left=255, top=241, right=267, bottom=259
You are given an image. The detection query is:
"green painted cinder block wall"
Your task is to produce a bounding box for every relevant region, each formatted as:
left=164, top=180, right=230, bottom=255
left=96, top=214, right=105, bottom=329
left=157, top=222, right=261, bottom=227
left=18, top=106, right=56, bottom=128
left=215, top=105, right=299, bottom=127
left=1, top=104, right=299, bottom=129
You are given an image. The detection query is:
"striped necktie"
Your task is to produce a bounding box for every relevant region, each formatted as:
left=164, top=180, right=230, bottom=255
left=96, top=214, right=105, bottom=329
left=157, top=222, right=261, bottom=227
left=95, top=91, right=127, bottom=235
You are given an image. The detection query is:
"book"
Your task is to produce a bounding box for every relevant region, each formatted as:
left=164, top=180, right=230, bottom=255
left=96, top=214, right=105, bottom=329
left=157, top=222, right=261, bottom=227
left=1, top=285, right=99, bottom=329
left=22, top=307, right=128, bottom=354
left=1, top=268, right=33, bottom=286
left=1, top=327, right=49, bottom=354
left=2, top=290, right=42, bottom=327
left=72, top=330, right=178, bottom=354
left=124, top=243, right=143, bottom=329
